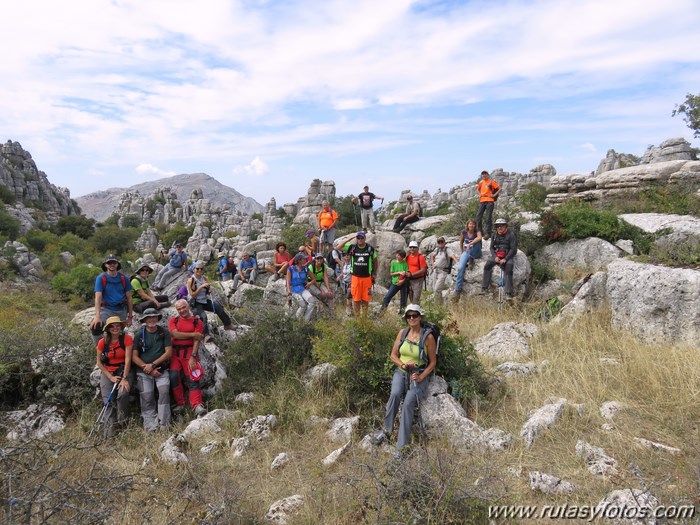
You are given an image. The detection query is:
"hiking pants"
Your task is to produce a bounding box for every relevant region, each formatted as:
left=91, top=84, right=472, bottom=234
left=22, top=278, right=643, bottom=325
left=99, top=371, right=132, bottom=438
left=475, top=201, right=495, bottom=238
left=133, top=295, right=170, bottom=314
left=432, top=269, right=450, bottom=294
left=482, top=259, right=514, bottom=295
left=193, top=299, right=231, bottom=328
left=392, top=214, right=419, bottom=233
left=454, top=248, right=481, bottom=293
left=169, top=346, right=203, bottom=408
left=152, top=265, right=182, bottom=289
left=408, top=277, right=425, bottom=304
left=360, top=208, right=376, bottom=231
left=383, top=368, right=428, bottom=450
left=292, top=290, right=317, bottom=321
left=233, top=268, right=257, bottom=288
left=382, top=282, right=408, bottom=309
left=136, top=369, right=170, bottom=431
left=308, top=283, right=333, bottom=308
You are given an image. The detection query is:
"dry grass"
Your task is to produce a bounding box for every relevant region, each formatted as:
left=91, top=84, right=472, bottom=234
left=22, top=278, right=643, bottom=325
left=3, top=299, right=700, bottom=524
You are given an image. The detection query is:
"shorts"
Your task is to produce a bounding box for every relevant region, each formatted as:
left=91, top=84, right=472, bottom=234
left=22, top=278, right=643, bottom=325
left=320, top=228, right=336, bottom=244
left=351, top=275, right=372, bottom=303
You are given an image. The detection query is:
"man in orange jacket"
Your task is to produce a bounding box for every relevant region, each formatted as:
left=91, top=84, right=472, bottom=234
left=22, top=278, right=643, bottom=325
left=475, top=170, right=501, bottom=240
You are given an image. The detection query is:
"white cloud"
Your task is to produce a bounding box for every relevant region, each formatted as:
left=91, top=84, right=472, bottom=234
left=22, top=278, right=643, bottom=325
left=235, top=157, right=269, bottom=177
left=135, top=163, right=176, bottom=177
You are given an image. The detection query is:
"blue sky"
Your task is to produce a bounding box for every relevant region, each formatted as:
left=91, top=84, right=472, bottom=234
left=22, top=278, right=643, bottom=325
left=1, top=0, right=699, bottom=207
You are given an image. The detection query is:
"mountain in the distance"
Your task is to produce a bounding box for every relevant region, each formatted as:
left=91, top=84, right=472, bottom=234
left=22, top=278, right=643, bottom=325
left=75, top=173, right=265, bottom=222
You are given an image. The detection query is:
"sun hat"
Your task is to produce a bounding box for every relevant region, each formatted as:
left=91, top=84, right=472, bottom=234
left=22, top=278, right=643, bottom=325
left=136, top=264, right=153, bottom=274
left=218, top=251, right=226, bottom=258
left=404, top=304, right=423, bottom=317
left=101, top=255, right=121, bottom=272
left=306, top=229, right=315, bottom=237
left=315, top=252, right=325, bottom=259
left=494, top=218, right=508, bottom=226
left=140, top=308, right=162, bottom=322
left=103, top=316, right=124, bottom=332
left=408, top=240, right=419, bottom=248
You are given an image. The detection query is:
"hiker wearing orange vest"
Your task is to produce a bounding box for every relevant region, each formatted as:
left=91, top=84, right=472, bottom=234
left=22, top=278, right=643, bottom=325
left=317, top=200, right=339, bottom=253
left=475, top=170, right=501, bottom=240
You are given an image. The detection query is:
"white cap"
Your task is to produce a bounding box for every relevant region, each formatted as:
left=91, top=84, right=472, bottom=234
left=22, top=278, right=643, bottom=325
left=404, top=304, right=423, bottom=317
left=408, top=240, right=419, bottom=248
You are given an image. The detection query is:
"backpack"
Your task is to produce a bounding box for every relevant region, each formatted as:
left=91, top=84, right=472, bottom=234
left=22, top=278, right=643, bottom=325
left=100, top=333, right=126, bottom=366
left=136, top=325, right=165, bottom=354
left=326, top=249, right=340, bottom=271
left=100, top=272, right=128, bottom=307
left=398, top=321, right=441, bottom=367
left=227, top=257, right=236, bottom=274
left=489, top=181, right=499, bottom=202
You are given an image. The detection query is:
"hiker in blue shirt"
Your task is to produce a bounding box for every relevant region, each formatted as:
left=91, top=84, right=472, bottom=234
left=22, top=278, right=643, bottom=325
left=232, top=252, right=258, bottom=290
left=215, top=252, right=233, bottom=281
left=90, top=254, right=134, bottom=343
left=152, top=242, right=187, bottom=291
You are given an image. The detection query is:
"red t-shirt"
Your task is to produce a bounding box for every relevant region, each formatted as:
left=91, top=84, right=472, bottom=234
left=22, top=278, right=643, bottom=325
left=406, top=252, right=427, bottom=277
left=97, top=334, right=134, bottom=373
left=169, top=315, right=204, bottom=347
left=274, top=251, right=292, bottom=265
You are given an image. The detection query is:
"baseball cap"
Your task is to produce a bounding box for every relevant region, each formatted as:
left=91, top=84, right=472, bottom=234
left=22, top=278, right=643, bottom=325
left=306, top=229, right=315, bottom=237
left=315, top=253, right=324, bottom=259
left=356, top=231, right=366, bottom=238
left=408, top=240, right=419, bottom=248
left=404, top=304, right=423, bottom=317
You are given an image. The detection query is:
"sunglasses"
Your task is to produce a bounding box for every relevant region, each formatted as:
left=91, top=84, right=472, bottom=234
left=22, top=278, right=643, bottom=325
left=405, top=313, right=421, bottom=319
left=194, top=268, right=203, bottom=271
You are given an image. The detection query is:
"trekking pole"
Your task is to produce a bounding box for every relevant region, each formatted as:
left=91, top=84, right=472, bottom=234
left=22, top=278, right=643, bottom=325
left=352, top=203, right=358, bottom=227
left=88, top=378, right=120, bottom=438
left=498, top=265, right=505, bottom=306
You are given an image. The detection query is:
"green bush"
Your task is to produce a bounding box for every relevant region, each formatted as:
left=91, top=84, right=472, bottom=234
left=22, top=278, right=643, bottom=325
left=0, top=204, right=20, bottom=240
left=21, top=228, right=58, bottom=252
left=219, top=308, right=317, bottom=393
left=120, top=214, right=142, bottom=228
left=88, top=225, right=140, bottom=255
left=0, top=184, right=16, bottom=205
left=159, top=222, right=194, bottom=250
left=649, top=234, right=700, bottom=267
left=519, top=183, right=549, bottom=212
left=53, top=215, right=95, bottom=239
left=281, top=224, right=311, bottom=254
left=51, top=264, right=102, bottom=302
left=529, top=259, right=556, bottom=286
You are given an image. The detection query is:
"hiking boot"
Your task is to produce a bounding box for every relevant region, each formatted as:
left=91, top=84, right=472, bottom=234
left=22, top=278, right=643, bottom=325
left=172, top=405, right=185, bottom=417
left=193, top=404, right=208, bottom=418
left=371, top=431, right=387, bottom=446
left=452, top=292, right=461, bottom=303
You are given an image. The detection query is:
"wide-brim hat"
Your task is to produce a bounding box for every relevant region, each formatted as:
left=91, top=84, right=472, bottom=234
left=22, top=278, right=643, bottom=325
left=140, top=308, right=162, bottom=322
left=101, top=255, right=122, bottom=272
left=103, top=316, right=124, bottom=332
left=136, top=264, right=153, bottom=274
left=404, top=304, right=423, bottom=318
left=494, top=218, right=508, bottom=226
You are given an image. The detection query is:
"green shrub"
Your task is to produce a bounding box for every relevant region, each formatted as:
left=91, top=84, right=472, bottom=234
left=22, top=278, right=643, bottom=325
left=159, top=222, right=194, bottom=249
left=0, top=184, right=16, bottom=205
left=281, top=224, right=311, bottom=254
left=529, top=259, right=556, bottom=286
left=250, top=212, right=263, bottom=221
left=53, top=215, right=95, bottom=239
left=219, top=308, right=317, bottom=393
left=88, top=225, right=140, bottom=255
left=21, top=228, right=58, bottom=252
left=519, top=183, right=549, bottom=212
left=120, top=214, right=142, bottom=228
left=51, top=264, right=101, bottom=302
left=0, top=204, right=20, bottom=240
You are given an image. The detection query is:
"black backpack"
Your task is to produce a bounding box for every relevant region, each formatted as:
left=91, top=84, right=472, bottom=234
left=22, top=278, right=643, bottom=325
left=326, top=249, right=341, bottom=271
left=398, top=321, right=441, bottom=367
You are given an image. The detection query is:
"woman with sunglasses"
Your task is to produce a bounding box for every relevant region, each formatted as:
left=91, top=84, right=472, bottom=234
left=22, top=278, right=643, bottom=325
left=374, top=304, right=437, bottom=452
left=187, top=262, right=233, bottom=332
left=95, top=316, right=133, bottom=437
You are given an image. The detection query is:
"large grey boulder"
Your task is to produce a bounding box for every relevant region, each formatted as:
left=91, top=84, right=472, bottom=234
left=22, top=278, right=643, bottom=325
left=619, top=213, right=700, bottom=235
left=2, top=241, right=43, bottom=279
left=536, top=238, right=621, bottom=272
left=475, top=322, right=538, bottom=361
left=556, top=271, right=607, bottom=323
left=606, top=260, right=700, bottom=346
left=3, top=404, right=65, bottom=440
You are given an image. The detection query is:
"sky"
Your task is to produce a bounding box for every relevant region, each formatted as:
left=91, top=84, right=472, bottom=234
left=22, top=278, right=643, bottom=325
left=1, top=0, right=699, bottom=207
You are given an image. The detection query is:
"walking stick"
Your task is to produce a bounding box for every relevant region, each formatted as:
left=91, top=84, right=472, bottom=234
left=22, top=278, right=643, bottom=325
left=352, top=203, right=358, bottom=227
left=89, top=376, right=121, bottom=438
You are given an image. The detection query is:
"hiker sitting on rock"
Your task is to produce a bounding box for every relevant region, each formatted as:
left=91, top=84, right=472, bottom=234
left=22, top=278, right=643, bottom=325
left=392, top=195, right=421, bottom=233
left=187, top=261, right=234, bottom=332
left=90, top=254, right=134, bottom=343
left=169, top=299, right=207, bottom=419
left=481, top=218, right=518, bottom=300
left=131, top=264, right=170, bottom=314
left=454, top=219, right=483, bottom=299
left=286, top=252, right=317, bottom=321
left=264, top=242, right=292, bottom=280
left=132, top=308, right=172, bottom=432
left=232, top=252, right=258, bottom=289
left=152, top=242, right=187, bottom=291
left=307, top=252, right=334, bottom=306
left=373, top=304, right=436, bottom=453
left=305, top=229, right=319, bottom=256
left=95, top=316, right=134, bottom=438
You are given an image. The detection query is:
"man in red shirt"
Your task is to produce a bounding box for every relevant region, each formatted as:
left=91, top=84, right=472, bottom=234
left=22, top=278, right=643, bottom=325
left=405, top=240, right=428, bottom=304
left=475, top=170, right=501, bottom=240
left=168, top=299, right=206, bottom=418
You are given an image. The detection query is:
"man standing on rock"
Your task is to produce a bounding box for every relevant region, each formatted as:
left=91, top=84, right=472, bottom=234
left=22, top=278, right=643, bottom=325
left=481, top=218, right=518, bottom=300
left=317, top=200, right=339, bottom=254
left=348, top=231, right=377, bottom=317
left=352, top=185, right=384, bottom=233
left=405, top=241, right=428, bottom=304
left=475, top=170, right=501, bottom=240
left=90, top=254, right=134, bottom=343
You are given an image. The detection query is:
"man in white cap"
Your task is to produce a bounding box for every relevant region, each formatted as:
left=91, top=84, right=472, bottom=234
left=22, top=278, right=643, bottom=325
left=481, top=218, right=518, bottom=299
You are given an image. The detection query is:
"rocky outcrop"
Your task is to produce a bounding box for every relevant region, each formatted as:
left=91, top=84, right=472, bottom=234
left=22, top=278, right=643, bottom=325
left=606, top=260, right=700, bottom=346
left=596, top=149, right=640, bottom=175
left=536, top=238, right=622, bottom=272
left=475, top=322, right=538, bottom=361
left=640, top=137, right=696, bottom=164
left=3, top=404, right=65, bottom=440
left=291, top=179, right=336, bottom=227
left=1, top=241, right=43, bottom=280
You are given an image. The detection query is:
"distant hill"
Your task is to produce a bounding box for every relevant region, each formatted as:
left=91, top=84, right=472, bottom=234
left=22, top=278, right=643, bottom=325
left=75, top=173, right=265, bottom=222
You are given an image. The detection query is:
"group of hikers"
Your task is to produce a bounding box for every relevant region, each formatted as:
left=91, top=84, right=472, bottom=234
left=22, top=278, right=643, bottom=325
left=91, top=173, right=517, bottom=454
